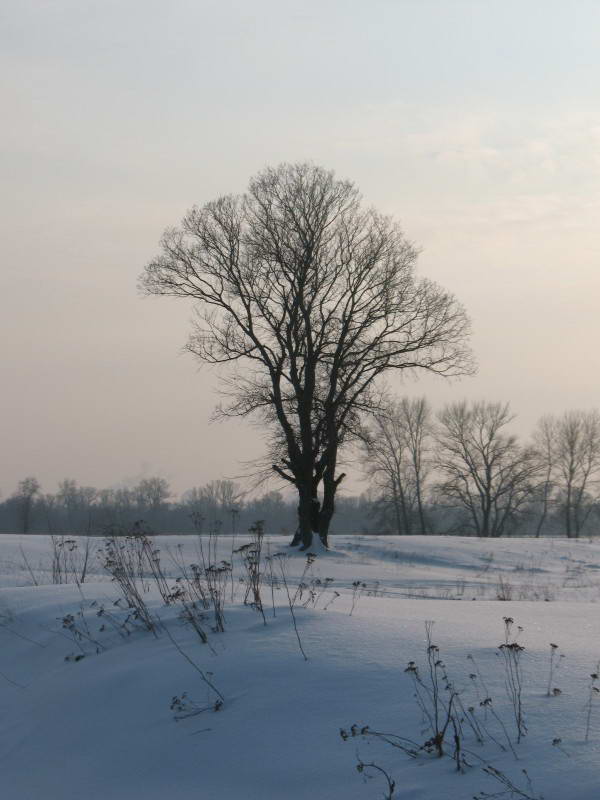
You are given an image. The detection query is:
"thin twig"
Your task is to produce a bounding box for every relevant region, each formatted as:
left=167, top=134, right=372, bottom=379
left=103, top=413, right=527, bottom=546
left=161, top=621, right=224, bottom=703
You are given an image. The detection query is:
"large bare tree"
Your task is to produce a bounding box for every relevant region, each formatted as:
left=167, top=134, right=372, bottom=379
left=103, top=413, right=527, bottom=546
left=141, top=163, right=472, bottom=548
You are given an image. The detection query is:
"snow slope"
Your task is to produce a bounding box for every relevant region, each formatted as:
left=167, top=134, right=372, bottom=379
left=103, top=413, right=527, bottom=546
left=1, top=534, right=600, bottom=799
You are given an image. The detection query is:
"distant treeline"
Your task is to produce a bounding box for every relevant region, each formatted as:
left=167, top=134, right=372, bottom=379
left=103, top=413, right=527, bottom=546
left=4, top=399, right=600, bottom=539
left=0, top=477, right=378, bottom=537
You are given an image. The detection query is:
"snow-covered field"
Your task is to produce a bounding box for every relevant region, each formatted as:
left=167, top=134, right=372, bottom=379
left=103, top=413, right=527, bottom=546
left=2, top=533, right=600, bottom=799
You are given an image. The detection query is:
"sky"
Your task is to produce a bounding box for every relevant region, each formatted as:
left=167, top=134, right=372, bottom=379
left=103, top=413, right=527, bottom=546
left=2, top=0, right=600, bottom=498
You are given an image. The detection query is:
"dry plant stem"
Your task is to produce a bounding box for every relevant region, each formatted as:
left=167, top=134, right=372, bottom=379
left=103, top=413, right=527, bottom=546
left=179, top=599, right=210, bottom=644
left=51, top=536, right=81, bottom=585
left=168, top=572, right=212, bottom=646
left=498, top=617, right=526, bottom=744
left=350, top=581, right=366, bottom=615
left=547, top=643, right=559, bottom=696
left=19, top=545, right=39, bottom=586
left=166, top=542, right=221, bottom=642
left=183, top=523, right=232, bottom=634
left=453, top=694, right=483, bottom=745
left=229, top=507, right=238, bottom=602
left=584, top=664, right=599, bottom=742
left=468, top=655, right=517, bottom=758
left=171, top=700, right=219, bottom=720
left=464, top=706, right=490, bottom=748
left=464, top=747, right=540, bottom=796
left=192, top=513, right=208, bottom=572
left=424, top=622, right=441, bottom=742
left=340, top=725, right=420, bottom=759
left=265, top=547, right=277, bottom=618
left=204, top=560, right=231, bottom=633
left=313, top=577, right=334, bottom=608
left=236, top=522, right=266, bottom=625
left=275, top=555, right=308, bottom=661
left=162, top=622, right=224, bottom=704
left=210, top=523, right=220, bottom=567
left=170, top=686, right=223, bottom=721
left=139, top=536, right=171, bottom=604
left=79, top=535, right=92, bottom=584
left=100, top=529, right=158, bottom=635
left=477, top=698, right=518, bottom=760
left=405, top=622, right=461, bottom=762
left=473, top=762, right=541, bottom=800
left=291, top=553, right=316, bottom=607
left=62, top=607, right=105, bottom=654
left=169, top=545, right=210, bottom=609
left=450, top=714, right=462, bottom=773
left=356, top=759, right=396, bottom=800
left=230, top=539, right=237, bottom=602
left=97, top=606, right=133, bottom=639
left=496, top=575, right=513, bottom=602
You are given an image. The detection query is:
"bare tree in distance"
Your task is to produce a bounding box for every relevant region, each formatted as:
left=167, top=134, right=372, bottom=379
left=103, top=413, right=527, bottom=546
left=531, top=416, right=557, bottom=538
left=402, top=396, right=433, bottom=533
left=361, top=402, right=414, bottom=536
left=57, top=479, right=98, bottom=534
left=13, top=477, right=41, bottom=534
left=141, top=162, right=473, bottom=548
left=182, top=479, right=244, bottom=530
left=361, top=396, right=433, bottom=535
left=435, top=401, right=539, bottom=538
left=552, top=410, right=600, bottom=538
left=133, top=477, right=172, bottom=513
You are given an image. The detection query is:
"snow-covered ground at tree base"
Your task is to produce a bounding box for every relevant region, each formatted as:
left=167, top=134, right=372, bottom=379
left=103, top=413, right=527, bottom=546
left=2, top=533, right=600, bottom=799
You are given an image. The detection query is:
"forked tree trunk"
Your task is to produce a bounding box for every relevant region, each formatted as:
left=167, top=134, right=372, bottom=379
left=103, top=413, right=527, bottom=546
left=289, top=475, right=320, bottom=549
left=290, top=483, right=333, bottom=549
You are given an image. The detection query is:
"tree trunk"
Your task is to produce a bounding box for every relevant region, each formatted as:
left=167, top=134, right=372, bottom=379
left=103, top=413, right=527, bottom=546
left=391, top=481, right=403, bottom=536
left=20, top=499, right=31, bottom=534
left=534, top=477, right=551, bottom=538
left=397, top=480, right=411, bottom=535
left=318, top=480, right=335, bottom=549
left=289, top=529, right=302, bottom=547
left=565, top=484, right=573, bottom=538
left=297, top=486, right=314, bottom=549
left=415, top=477, right=427, bottom=534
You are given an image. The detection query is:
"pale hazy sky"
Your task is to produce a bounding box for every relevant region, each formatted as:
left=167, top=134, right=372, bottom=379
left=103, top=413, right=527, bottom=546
left=2, top=0, right=600, bottom=497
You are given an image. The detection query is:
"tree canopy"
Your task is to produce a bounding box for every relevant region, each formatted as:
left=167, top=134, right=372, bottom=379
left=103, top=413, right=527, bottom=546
left=141, top=163, right=473, bottom=547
